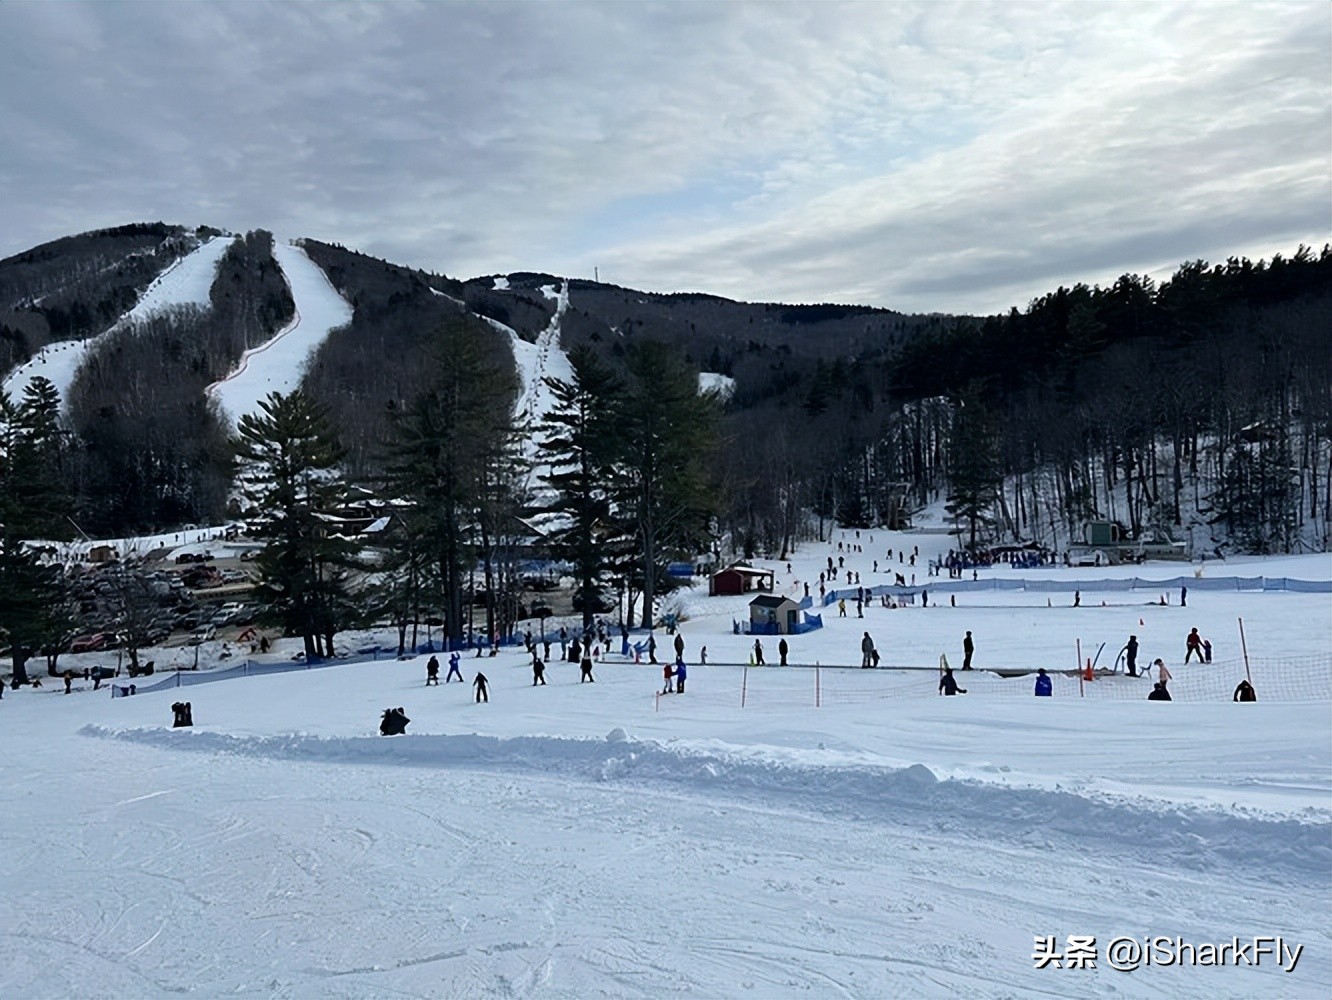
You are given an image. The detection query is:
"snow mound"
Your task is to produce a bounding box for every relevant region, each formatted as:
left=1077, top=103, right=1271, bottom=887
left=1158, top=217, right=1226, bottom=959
left=83, top=724, right=1330, bottom=880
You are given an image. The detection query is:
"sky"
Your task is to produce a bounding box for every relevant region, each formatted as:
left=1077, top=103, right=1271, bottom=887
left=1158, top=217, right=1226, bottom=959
left=1, top=1, right=1328, bottom=315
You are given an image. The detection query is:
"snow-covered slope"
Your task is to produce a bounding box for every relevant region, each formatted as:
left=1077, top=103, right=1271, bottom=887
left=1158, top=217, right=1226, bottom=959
left=1, top=532, right=1327, bottom=998
left=206, top=241, right=353, bottom=426
left=3, top=237, right=235, bottom=407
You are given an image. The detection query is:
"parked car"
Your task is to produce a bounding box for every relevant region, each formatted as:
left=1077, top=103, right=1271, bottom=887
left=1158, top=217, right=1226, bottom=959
left=70, top=632, right=114, bottom=654
left=187, top=625, right=217, bottom=646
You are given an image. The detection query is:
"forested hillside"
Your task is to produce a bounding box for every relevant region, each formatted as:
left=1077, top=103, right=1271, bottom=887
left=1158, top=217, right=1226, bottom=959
left=0, top=224, right=1327, bottom=562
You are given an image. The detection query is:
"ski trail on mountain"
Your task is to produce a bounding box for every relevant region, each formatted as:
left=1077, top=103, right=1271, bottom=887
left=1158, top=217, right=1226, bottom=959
left=488, top=279, right=573, bottom=499
left=206, top=242, right=353, bottom=427
left=3, top=236, right=235, bottom=409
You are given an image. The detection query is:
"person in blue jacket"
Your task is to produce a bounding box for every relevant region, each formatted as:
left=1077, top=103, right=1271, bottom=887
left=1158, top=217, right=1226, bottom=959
left=1034, top=668, right=1052, bottom=697
left=675, top=658, right=687, bottom=694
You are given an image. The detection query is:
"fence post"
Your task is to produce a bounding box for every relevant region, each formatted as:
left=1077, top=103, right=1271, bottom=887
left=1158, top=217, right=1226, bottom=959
left=741, top=665, right=748, bottom=708
left=1238, top=617, right=1252, bottom=683
left=815, top=665, right=821, bottom=708
left=1076, top=638, right=1084, bottom=698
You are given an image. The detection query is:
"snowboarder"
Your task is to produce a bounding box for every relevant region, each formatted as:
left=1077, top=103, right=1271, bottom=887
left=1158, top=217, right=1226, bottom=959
left=579, top=654, right=595, bottom=682
left=1233, top=679, right=1257, bottom=702
left=1124, top=635, right=1139, bottom=676
left=473, top=672, right=489, bottom=703
left=778, top=637, right=789, bottom=666
left=1185, top=628, right=1204, bottom=664
left=938, top=666, right=966, bottom=696
left=1034, top=668, right=1052, bottom=697
left=446, top=651, right=464, bottom=683
left=532, top=657, right=546, bottom=686
left=379, top=706, right=409, bottom=735
left=962, top=631, right=974, bottom=670
left=753, top=639, right=765, bottom=665
left=426, top=655, right=440, bottom=686
left=675, top=658, right=687, bottom=694
left=860, top=632, right=875, bottom=668
left=1147, top=682, right=1172, bottom=702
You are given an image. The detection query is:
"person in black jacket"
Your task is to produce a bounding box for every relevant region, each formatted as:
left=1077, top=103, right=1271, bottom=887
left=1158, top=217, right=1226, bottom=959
left=532, top=657, right=546, bottom=686
left=426, top=655, right=440, bottom=686
left=962, top=631, right=974, bottom=670
left=1147, top=682, right=1172, bottom=702
left=1124, top=635, right=1139, bottom=676
left=380, top=707, right=409, bottom=735
left=473, top=672, right=489, bottom=703
left=778, top=637, right=789, bottom=666
left=1233, top=679, right=1257, bottom=702
left=939, top=667, right=966, bottom=696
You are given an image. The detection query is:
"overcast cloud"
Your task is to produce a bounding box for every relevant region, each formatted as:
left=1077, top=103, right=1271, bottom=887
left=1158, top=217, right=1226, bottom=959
left=1, top=1, right=1327, bottom=314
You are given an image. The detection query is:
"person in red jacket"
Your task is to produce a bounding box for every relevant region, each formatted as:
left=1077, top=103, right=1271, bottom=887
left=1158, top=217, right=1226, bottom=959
left=1185, top=627, right=1204, bottom=663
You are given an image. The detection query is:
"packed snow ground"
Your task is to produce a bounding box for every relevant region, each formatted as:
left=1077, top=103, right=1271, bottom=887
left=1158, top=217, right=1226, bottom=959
left=2, top=525, right=1329, bottom=998
left=3, top=236, right=236, bottom=407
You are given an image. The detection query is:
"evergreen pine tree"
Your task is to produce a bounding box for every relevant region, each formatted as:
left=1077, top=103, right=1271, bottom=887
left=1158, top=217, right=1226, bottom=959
left=234, top=390, right=356, bottom=660
left=536, top=345, right=626, bottom=630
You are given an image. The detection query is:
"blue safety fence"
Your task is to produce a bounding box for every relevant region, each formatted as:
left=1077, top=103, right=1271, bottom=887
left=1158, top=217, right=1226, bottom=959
left=824, top=575, right=1332, bottom=605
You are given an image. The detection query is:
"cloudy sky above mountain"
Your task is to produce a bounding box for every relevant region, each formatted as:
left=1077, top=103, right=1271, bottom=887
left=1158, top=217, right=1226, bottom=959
left=1, top=1, right=1327, bottom=314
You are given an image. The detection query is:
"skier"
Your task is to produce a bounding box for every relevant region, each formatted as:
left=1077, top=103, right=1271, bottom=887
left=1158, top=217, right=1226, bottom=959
left=962, top=631, right=974, bottom=670
left=753, top=639, right=765, bottom=665
left=580, top=654, right=595, bottom=683
left=426, top=655, right=440, bottom=686
left=1034, top=668, right=1052, bottom=697
left=1184, top=628, right=1204, bottom=664
left=532, top=657, right=546, bottom=686
left=860, top=631, right=875, bottom=668
left=473, top=672, right=489, bottom=703
left=1124, top=635, right=1139, bottom=676
left=778, top=637, right=789, bottom=667
left=938, top=666, right=966, bottom=696
left=445, top=651, right=464, bottom=683
left=1233, top=679, right=1257, bottom=702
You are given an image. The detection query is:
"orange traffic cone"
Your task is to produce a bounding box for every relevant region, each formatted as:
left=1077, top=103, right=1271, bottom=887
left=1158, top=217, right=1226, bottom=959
left=1083, top=659, right=1094, bottom=682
